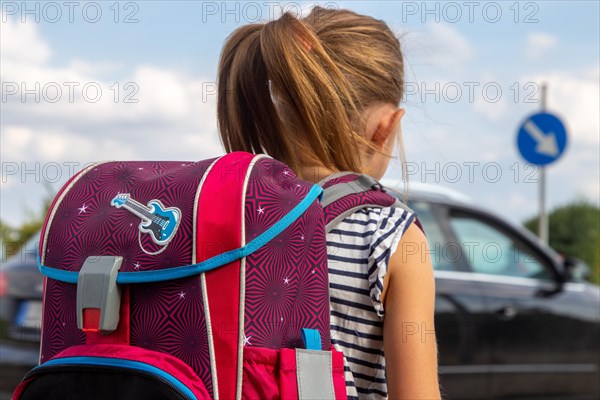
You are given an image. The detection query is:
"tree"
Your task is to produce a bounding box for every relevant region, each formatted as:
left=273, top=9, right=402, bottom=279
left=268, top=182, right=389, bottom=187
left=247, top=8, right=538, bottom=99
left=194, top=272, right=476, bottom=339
left=1, top=187, right=54, bottom=262
left=0, top=219, right=17, bottom=262
left=524, top=199, right=600, bottom=285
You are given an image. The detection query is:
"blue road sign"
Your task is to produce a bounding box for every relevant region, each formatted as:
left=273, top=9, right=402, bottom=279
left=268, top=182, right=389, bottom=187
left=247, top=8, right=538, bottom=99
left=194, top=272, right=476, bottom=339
left=517, top=112, right=567, bottom=166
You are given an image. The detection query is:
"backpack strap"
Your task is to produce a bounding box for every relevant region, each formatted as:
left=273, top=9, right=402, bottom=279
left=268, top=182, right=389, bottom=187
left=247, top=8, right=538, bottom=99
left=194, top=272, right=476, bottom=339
left=319, top=172, right=418, bottom=233
left=319, top=174, right=382, bottom=207
left=198, top=152, right=256, bottom=400
left=317, top=171, right=358, bottom=189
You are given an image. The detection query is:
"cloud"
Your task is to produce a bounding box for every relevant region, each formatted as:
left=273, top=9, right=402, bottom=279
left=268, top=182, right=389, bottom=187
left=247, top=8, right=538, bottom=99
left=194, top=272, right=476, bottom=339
left=472, top=73, right=509, bottom=122
left=523, top=66, right=600, bottom=146
left=0, top=13, right=224, bottom=163
left=405, top=23, right=474, bottom=69
left=472, top=96, right=508, bottom=122
left=2, top=126, right=34, bottom=161
left=2, top=125, right=137, bottom=162
left=525, top=32, right=559, bottom=60
left=0, top=13, right=224, bottom=226
left=66, top=59, right=123, bottom=77
left=507, top=192, right=529, bottom=209
left=0, top=12, right=51, bottom=65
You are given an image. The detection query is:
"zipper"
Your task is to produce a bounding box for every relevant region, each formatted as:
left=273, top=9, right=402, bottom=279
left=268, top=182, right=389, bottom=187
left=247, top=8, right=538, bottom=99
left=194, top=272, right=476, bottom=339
left=23, top=357, right=196, bottom=400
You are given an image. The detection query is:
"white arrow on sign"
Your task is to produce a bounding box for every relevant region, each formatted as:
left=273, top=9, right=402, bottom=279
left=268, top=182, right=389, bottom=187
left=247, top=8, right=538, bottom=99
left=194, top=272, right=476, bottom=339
left=524, top=120, right=559, bottom=157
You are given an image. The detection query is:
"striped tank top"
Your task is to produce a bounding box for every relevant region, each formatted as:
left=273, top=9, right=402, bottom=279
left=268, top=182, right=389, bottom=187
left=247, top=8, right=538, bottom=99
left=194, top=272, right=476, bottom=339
left=327, top=205, right=416, bottom=399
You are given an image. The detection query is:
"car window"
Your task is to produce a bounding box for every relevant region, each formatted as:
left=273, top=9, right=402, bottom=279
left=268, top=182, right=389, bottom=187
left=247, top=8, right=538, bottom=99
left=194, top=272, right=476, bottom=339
left=449, top=215, right=553, bottom=281
left=408, top=200, right=457, bottom=271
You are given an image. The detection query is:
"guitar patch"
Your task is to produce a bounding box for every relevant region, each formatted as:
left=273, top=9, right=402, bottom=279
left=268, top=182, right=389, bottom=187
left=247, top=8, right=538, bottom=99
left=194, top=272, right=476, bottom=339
left=111, top=193, right=181, bottom=247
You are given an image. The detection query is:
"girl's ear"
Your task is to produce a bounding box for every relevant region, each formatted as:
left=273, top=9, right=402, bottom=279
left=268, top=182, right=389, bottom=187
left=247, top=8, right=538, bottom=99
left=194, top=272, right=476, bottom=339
left=372, top=108, right=405, bottom=147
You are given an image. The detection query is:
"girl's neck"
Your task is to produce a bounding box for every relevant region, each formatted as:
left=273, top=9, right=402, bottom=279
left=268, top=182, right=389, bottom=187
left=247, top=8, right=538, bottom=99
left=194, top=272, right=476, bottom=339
left=297, top=164, right=338, bottom=184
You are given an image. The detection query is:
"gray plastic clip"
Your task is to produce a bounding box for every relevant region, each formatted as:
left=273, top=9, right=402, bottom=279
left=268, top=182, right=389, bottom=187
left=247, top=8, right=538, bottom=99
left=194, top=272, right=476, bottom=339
left=76, top=256, right=122, bottom=333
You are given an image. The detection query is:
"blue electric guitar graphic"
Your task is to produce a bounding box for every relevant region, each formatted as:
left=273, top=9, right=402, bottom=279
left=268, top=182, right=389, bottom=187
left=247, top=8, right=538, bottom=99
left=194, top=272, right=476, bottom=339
left=111, top=194, right=181, bottom=246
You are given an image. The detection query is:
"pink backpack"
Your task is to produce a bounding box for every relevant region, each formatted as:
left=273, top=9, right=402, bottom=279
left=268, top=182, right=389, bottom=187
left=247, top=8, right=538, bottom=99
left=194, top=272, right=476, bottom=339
left=13, top=152, right=402, bottom=400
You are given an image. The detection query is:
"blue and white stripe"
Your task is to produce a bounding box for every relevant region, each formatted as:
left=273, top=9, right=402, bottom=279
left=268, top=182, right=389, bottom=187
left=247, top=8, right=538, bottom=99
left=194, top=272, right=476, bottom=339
left=327, top=206, right=415, bottom=400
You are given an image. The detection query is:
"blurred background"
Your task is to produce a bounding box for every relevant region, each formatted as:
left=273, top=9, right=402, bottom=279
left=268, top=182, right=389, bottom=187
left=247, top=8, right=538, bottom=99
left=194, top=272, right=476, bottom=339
left=1, top=1, right=599, bottom=399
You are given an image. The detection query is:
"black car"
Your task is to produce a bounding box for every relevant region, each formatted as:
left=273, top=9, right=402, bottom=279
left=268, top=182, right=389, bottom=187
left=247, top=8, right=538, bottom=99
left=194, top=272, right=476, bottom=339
left=1, top=183, right=599, bottom=399
left=0, top=235, right=41, bottom=400
left=386, top=181, right=600, bottom=400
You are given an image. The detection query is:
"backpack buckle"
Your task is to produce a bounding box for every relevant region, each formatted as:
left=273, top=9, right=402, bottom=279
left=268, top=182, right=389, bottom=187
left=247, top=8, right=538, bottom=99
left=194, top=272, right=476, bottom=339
left=371, top=182, right=386, bottom=192
left=76, top=256, right=122, bottom=334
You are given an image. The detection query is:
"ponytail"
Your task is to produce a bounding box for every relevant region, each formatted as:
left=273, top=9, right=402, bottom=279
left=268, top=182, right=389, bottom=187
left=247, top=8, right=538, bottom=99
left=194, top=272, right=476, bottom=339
left=217, top=24, right=287, bottom=161
left=217, top=8, right=405, bottom=178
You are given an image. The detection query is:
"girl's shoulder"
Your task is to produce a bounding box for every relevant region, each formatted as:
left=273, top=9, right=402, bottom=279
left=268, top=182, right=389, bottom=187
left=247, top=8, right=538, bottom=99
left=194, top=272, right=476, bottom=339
left=327, top=204, right=417, bottom=317
left=330, top=204, right=416, bottom=240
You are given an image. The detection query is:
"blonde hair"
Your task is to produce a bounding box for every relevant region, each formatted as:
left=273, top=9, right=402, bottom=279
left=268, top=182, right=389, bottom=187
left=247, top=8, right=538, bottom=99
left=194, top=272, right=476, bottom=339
left=217, top=7, right=405, bottom=179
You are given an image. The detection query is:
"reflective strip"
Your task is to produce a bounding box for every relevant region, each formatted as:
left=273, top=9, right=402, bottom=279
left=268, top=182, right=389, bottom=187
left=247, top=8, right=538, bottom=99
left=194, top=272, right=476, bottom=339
left=37, top=184, right=323, bottom=284
left=296, top=349, right=335, bottom=400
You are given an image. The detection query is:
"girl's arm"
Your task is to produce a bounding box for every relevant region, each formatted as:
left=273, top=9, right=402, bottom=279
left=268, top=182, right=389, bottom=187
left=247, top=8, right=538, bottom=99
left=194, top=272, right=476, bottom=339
left=382, top=222, right=442, bottom=399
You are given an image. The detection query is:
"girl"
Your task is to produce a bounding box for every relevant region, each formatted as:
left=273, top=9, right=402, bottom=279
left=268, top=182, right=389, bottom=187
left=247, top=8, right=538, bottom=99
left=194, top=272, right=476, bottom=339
left=217, top=7, right=441, bottom=400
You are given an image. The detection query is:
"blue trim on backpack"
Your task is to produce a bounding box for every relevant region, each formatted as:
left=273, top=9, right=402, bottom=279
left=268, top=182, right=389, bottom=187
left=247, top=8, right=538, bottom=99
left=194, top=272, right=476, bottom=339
left=35, top=356, right=197, bottom=400
left=301, top=328, right=322, bottom=351
left=38, top=184, right=323, bottom=284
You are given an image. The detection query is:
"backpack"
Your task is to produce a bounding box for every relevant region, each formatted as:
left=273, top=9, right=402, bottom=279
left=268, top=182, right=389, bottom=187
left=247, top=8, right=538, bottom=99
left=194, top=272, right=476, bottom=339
left=13, top=151, right=407, bottom=400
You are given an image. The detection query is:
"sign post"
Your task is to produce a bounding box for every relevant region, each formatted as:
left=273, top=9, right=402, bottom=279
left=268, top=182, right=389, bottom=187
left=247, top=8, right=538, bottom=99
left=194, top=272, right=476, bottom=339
left=516, top=84, right=568, bottom=244
left=540, top=84, right=547, bottom=244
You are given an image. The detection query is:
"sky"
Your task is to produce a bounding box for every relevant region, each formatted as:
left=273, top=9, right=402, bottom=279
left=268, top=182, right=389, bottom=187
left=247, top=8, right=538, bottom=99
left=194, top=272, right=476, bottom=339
left=1, top=0, right=599, bottom=229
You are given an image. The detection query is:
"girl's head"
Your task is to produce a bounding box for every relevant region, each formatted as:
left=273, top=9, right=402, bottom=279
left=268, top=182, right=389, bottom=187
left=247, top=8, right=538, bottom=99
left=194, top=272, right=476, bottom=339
left=217, top=7, right=405, bottom=182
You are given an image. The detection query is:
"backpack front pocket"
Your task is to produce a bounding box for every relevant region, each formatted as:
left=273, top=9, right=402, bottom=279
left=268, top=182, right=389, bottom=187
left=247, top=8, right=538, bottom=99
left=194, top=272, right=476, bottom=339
left=242, top=345, right=348, bottom=400
left=13, top=344, right=210, bottom=400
